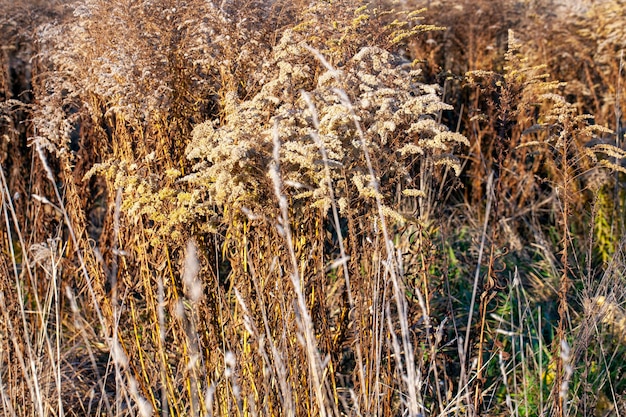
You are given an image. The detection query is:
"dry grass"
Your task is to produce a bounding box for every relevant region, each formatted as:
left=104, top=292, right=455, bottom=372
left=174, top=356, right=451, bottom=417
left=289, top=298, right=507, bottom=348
left=1, top=0, right=626, bottom=416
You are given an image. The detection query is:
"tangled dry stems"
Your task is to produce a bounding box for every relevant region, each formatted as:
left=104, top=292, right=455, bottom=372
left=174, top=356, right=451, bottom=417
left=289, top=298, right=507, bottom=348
left=1, top=0, right=626, bottom=416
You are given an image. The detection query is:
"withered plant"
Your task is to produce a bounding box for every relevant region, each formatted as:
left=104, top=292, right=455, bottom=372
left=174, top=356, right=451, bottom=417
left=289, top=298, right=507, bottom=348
left=2, top=0, right=626, bottom=416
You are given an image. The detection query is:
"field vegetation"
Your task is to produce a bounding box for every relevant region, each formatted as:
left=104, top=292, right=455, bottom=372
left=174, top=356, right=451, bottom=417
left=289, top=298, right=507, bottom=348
left=1, top=0, right=625, bottom=415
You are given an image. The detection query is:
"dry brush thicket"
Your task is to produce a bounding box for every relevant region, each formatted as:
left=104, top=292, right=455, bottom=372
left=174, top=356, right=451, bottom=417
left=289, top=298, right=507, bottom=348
left=1, top=0, right=626, bottom=416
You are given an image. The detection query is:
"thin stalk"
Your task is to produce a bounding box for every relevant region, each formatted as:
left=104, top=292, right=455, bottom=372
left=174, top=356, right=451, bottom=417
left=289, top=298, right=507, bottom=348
left=270, top=121, right=333, bottom=417
left=461, top=171, right=494, bottom=414
left=301, top=91, right=368, bottom=412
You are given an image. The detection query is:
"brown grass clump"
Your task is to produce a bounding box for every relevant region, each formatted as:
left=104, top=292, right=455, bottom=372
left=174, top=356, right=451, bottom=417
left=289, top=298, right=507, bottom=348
left=2, top=0, right=626, bottom=416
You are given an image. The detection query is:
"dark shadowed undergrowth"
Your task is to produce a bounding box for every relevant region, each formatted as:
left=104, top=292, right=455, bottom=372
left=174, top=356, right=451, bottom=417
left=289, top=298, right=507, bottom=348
left=1, top=0, right=625, bottom=416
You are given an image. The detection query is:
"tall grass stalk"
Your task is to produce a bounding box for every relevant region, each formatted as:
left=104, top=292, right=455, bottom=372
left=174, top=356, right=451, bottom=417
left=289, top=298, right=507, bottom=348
left=270, top=121, right=334, bottom=417
left=334, top=82, right=427, bottom=417
left=459, top=171, right=494, bottom=413
left=1, top=163, right=46, bottom=417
